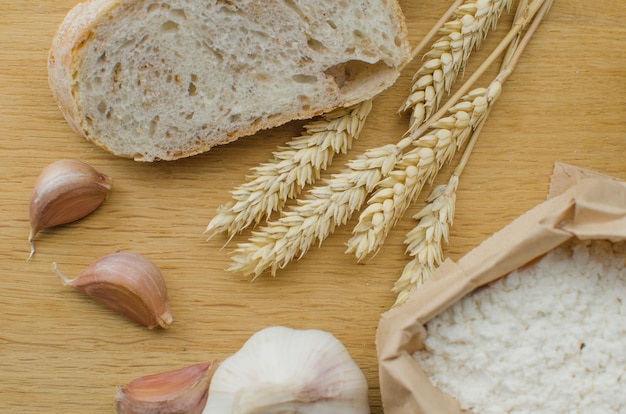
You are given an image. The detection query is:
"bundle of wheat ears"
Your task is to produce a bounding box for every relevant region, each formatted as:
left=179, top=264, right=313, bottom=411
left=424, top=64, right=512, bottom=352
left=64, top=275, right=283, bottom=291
left=206, top=0, right=553, bottom=306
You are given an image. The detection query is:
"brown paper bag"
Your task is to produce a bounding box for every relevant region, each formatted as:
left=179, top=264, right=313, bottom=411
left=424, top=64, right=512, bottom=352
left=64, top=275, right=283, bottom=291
left=376, top=163, right=626, bottom=414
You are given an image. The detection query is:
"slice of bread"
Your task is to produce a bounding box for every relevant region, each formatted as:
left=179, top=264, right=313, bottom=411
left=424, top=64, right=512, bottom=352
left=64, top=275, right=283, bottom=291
left=48, top=0, right=410, bottom=161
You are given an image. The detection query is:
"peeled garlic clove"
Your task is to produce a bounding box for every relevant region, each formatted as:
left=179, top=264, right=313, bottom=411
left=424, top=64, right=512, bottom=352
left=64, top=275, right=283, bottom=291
left=29, top=159, right=112, bottom=259
left=203, top=326, right=370, bottom=414
left=116, top=361, right=217, bottom=414
left=54, top=252, right=173, bottom=329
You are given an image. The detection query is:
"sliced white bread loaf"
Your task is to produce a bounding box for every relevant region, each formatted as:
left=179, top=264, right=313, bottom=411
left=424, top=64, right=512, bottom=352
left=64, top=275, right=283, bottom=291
left=48, top=0, right=410, bottom=161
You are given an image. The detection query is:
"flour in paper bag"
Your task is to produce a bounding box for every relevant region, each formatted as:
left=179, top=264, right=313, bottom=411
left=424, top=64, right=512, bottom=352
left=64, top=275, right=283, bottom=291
left=414, top=240, right=626, bottom=413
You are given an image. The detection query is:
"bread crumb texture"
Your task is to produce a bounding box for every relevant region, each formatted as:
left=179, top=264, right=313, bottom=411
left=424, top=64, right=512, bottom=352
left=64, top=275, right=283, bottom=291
left=415, top=240, right=626, bottom=413
left=55, top=0, right=409, bottom=160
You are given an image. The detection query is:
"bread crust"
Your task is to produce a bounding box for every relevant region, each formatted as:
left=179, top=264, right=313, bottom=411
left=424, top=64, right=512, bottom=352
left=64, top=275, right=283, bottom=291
left=49, top=0, right=115, bottom=142
left=48, top=0, right=410, bottom=161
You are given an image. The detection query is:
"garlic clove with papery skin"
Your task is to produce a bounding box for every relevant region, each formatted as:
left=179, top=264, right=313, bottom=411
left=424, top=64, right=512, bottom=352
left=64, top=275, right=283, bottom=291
left=28, top=159, right=112, bottom=259
left=116, top=361, right=218, bottom=414
left=53, top=252, right=173, bottom=329
left=203, top=326, right=370, bottom=414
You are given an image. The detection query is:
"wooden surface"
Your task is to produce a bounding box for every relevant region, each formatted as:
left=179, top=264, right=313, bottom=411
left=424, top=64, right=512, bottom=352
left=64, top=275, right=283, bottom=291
left=1, top=1, right=625, bottom=412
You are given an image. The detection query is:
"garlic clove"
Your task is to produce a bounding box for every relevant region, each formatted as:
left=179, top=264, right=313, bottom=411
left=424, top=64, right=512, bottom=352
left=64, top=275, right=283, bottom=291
left=203, top=326, right=370, bottom=414
left=116, top=361, right=218, bottom=414
left=29, top=159, right=112, bottom=259
left=54, top=252, right=173, bottom=329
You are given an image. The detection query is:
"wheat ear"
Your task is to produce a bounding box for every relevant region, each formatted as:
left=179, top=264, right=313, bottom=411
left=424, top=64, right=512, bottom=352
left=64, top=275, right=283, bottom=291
left=205, top=100, right=372, bottom=240
left=228, top=143, right=401, bottom=278
left=400, top=0, right=512, bottom=133
left=345, top=0, right=550, bottom=261
left=392, top=109, right=489, bottom=307
left=393, top=175, right=458, bottom=306
left=392, top=0, right=552, bottom=305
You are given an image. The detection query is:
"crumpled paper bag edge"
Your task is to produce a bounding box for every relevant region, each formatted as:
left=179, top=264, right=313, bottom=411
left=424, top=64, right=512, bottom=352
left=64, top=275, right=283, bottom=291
left=376, top=163, right=626, bottom=414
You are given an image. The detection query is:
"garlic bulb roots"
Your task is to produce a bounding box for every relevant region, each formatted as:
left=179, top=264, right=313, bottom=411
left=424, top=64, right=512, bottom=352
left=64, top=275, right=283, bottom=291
left=28, top=159, right=112, bottom=259
left=54, top=252, right=173, bottom=329
left=116, top=361, right=217, bottom=414
left=203, top=326, right=370, bottom=414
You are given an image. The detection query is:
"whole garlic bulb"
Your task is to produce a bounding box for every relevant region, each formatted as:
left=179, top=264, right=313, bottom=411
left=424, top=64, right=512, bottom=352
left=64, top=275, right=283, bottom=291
left=203, top=326, right=370, bottom=414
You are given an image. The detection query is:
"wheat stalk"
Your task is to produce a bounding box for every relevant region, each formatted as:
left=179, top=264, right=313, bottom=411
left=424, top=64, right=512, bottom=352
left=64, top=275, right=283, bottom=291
left=393, top=175, right=458, bottom=306
left=230, top=86, right=493, bottom=278
left=227, top=0, right=551, bottom=278
left=392, top=0, right=552, bottom=305
left=346, top=0, right=551, bottom=261
left=392, top=107, right=490, bottom=307
left=205, top=100, right=372, bottom=239
left=400, top=0, right=512, bottom=134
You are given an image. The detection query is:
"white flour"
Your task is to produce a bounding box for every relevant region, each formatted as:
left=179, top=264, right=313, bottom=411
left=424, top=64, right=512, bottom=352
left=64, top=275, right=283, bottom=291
left=414, top=240, right=626, bottom=413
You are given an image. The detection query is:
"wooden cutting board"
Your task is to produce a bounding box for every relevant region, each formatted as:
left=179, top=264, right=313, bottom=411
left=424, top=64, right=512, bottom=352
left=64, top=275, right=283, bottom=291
left=1, top=0, right=625, bottom=412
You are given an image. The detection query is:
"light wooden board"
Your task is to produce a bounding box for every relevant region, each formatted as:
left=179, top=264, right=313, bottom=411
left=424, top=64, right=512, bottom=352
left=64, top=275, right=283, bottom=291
left=1, top=0, right=625, bottom=412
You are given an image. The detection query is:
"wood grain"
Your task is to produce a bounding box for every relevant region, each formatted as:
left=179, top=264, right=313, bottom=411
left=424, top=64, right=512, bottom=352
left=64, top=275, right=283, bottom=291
left=1, top=0, right=625, bottom=412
